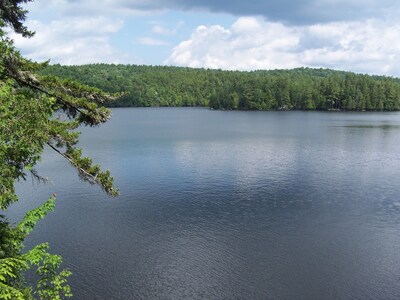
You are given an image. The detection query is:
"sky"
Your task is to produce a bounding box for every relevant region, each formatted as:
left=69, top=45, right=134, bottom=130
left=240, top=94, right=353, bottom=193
left=11, top=0, right=400, bottom=76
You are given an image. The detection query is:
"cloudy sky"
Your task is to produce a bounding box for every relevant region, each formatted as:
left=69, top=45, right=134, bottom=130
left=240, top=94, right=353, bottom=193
left=12, top=0, right=400, bottom=76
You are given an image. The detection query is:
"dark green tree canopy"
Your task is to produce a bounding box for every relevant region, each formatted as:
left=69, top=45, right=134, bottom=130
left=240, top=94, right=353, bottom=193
left=0, top=0, right=34, bottom=37
left=43, top=64, right=400, bottom=111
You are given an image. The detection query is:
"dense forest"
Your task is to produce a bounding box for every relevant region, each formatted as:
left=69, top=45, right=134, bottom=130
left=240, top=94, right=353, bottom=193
left=42, top=64, right=400, bottom=111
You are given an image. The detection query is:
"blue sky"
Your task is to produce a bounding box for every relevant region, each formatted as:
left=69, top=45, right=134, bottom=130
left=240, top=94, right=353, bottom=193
left=12, top=0, right=400, bottom=76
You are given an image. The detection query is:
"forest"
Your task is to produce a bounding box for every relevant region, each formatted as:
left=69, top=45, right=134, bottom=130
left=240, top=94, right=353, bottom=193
left=42, top=64, right=400, bottom=111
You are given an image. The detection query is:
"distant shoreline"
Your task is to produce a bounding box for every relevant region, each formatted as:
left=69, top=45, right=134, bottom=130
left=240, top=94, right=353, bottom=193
left=42, top=65, right=400, bottom=111
left=109, top=106, right=398, bottom=112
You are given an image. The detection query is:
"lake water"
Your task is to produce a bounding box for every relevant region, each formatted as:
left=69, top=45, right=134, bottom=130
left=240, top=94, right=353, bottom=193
left=8, top=108, right=400, bottom=299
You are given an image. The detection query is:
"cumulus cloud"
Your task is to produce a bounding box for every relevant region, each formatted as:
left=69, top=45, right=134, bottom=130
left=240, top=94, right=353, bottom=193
left=164, top=17, right=400, bottom=76
left=17, top=0, right=400, bottom=74
left=12, top=17, right=136, bottom=65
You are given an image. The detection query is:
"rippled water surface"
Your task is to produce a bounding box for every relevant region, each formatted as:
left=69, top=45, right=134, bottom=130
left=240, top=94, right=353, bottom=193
left=9, top=108, right=400, bottom=299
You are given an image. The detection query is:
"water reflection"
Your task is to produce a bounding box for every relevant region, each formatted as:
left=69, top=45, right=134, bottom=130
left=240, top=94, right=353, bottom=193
left=9, top=109, right=400, bottom=299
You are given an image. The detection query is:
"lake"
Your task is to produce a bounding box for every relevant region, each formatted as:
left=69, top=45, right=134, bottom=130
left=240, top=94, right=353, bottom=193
left=9, top=108, right=400, bottom=299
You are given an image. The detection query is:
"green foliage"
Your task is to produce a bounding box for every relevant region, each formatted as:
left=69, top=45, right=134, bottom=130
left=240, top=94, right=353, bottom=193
left=0, top=1, right=118, bottom=298
left=42, top=64, right=400, bottom=111
left=0, top=43, right=119, bottom=211
left=1, top=197, right=72, bottom=299
left=25, top=243, right=72, bottom=300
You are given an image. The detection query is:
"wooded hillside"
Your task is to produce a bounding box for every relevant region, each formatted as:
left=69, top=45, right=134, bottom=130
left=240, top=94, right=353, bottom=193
left=42, top=64, right=400, bottom=111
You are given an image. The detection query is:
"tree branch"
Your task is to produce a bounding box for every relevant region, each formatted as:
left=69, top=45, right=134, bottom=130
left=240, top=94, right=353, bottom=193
left=46, top=143, right=98, bottom=185
left=9, top=74, right=87, bottom=116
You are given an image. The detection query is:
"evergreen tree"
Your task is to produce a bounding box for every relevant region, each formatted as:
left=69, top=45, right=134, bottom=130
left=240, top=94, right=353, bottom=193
left=0, top=1, right=118, bottom=298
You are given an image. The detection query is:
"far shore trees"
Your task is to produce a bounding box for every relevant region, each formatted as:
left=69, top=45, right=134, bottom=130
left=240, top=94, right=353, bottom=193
left=42, top=64, right=400, bottom=111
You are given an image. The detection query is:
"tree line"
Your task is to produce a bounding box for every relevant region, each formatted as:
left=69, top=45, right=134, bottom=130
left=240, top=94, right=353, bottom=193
left=42, top=64, right=400, bottom=111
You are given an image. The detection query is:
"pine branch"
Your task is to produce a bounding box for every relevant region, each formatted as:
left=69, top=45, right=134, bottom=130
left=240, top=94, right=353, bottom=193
left=46, top=143, right=118, bottom=196
left=8, top=73, right=87, bottom=117
left=46, top=143, right=96, bottom=183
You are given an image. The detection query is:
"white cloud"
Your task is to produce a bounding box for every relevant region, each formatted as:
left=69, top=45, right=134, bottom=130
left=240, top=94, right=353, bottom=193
left=12, top=17, right=136, bottom=65
left=164, top=17, right=400, bottom=76
left=164, top=17, right=301, bottom=70
left=151, top=21, right=184, bottom=35
left=14, top=1, right=400, bottom=74
left=152, top=25, right=174, bottom=35
left=137, top=37, right=169, bottom=46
